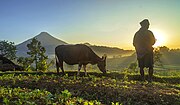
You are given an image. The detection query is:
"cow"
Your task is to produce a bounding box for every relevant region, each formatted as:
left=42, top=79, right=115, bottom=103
left=55, top=44, right=107, bottom=75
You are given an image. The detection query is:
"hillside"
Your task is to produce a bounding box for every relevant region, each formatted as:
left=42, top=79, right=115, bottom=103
left=160, top=50, right=180, bottom=65
left=90, top=45, right=134, bottom=57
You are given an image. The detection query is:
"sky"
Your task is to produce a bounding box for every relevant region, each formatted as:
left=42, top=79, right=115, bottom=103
left=0, top=0, right=180, bottom=50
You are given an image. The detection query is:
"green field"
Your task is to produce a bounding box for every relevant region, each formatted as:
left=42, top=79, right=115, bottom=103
left=1, top=55, right=180, bottom=105
left=0, top=71, right=179, bottom=105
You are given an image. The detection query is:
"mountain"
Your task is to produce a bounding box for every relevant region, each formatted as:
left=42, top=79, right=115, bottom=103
left=16, top=32, right=67, bottom=57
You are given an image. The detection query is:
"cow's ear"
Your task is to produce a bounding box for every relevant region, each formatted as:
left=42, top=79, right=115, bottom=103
left=102, top=54, right=107, bottom=60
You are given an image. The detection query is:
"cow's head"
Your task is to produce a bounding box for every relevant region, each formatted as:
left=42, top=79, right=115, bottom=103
left=97, top=54, right=107, bottom=74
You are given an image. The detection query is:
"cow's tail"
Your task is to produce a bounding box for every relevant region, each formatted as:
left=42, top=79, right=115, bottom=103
left=55, top=50, right=60, bottom=74
left=55, top=51, right=59, bottom=65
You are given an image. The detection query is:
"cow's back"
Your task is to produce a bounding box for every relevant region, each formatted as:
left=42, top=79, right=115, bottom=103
left=55, top=44, right=94, bottom=65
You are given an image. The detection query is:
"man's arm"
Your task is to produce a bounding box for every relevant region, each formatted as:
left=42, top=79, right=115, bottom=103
left=149, top=31, right=156, bottom=45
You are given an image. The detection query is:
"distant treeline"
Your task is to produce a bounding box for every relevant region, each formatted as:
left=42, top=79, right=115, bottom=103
left=159, top=46, right=180, bottom=65
left=89, top=45, right=134, bottom=58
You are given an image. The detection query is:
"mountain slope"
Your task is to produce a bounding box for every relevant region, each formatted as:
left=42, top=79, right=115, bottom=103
left=16, top=32, right=67, bottom=57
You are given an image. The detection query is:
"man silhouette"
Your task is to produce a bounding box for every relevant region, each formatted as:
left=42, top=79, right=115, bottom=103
left=133, top=19, right=156, bottom=82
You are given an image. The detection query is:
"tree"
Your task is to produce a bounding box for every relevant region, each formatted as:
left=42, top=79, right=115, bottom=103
left=17, top=57, right=33, bottom=71
left=27, top=38, right=48, bottom=71
left=0, top=40, right=17, bottom=60
left=159, top=46, right=169, bottom=53
left=154, top=47, right=163, bottom=66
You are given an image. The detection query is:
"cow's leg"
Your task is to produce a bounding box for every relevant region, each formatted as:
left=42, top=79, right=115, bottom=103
left=77, top=64, right=82, bottom=76
left=56, top=59, right=64, bottom=75
left=83, top=65, right=87, bottom=76
left=59, top=60, right=64, bottom=74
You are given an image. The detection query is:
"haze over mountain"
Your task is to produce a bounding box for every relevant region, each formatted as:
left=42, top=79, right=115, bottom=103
left=16, top=32, right=134, bottom=58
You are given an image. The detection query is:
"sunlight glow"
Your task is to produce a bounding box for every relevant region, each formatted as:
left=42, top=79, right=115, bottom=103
left=151, top=29, right=167, bottom=47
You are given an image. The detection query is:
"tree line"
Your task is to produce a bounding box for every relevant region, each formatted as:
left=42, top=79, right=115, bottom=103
left=0, top=38, right=51, bottom=71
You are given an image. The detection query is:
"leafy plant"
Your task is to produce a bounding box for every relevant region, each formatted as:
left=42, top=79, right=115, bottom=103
left=60, top=89, right=72, bottom=102
left=128, top=62, right=138, bottom=73
left=17, top=57, right=33, bottom=71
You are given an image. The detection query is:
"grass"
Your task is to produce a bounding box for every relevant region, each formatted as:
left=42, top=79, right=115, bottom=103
left=163, top=65, right=180, bottom=70
left=0, top=71, right=179, bottom=105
